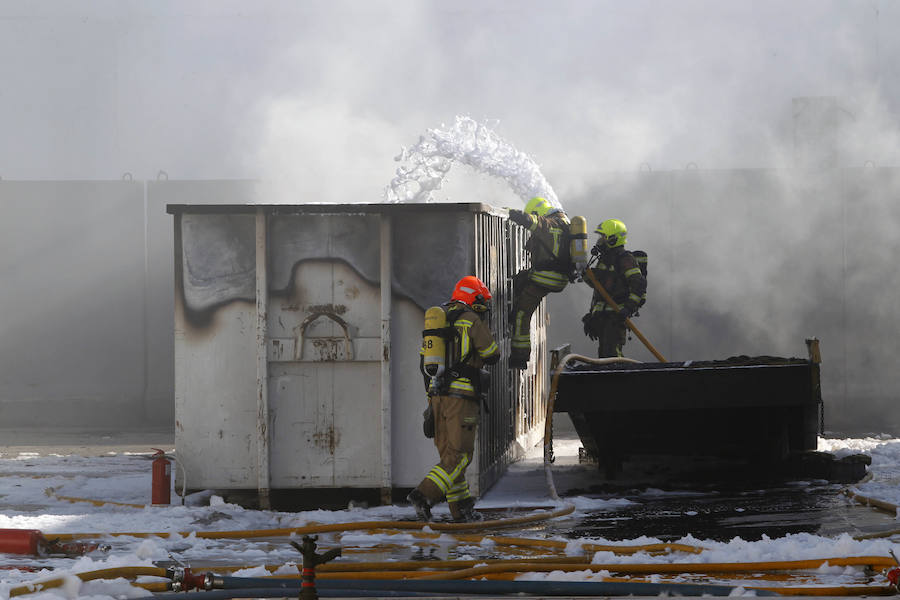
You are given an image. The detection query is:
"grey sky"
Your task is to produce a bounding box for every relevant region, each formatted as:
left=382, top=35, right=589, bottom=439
left=1, top=1, right=897, bottom=196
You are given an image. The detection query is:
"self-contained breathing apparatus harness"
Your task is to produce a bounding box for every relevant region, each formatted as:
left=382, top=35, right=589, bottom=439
left=526, top=224, right=573, bottom=276
left=586, top=242, right=649, bottom=281
left=583, top=238, right=649, bottom=321
left=523, top=215, right=590, bottom=284
left=420, top=304, right=490, bottom=402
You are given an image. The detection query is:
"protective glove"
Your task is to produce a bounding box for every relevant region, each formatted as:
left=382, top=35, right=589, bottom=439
left=508, top=209, right=531, bottom=227
left=618, top=306, right=632, bottom=320
left=422, top=403, right=435, bottom=439
left=582, top=313, right=598, bottom=341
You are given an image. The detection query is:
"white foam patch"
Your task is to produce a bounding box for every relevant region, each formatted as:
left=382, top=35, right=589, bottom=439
left=385, top=115, right=560, bottom=210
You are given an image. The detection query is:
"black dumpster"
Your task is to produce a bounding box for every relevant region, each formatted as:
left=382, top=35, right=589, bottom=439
left=554, top=352, right=823, bottom=479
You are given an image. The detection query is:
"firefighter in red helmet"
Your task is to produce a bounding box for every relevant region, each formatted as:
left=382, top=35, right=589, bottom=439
left=408, top=275, right=500, bottom=523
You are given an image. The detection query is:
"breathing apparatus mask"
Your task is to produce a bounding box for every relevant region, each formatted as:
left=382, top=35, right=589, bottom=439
left=472, top=293, right=491, bottom=322
left=591, top=233, right=607, bottom=256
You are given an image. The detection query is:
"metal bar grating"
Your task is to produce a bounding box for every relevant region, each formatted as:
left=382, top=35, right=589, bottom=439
left=472, top=212, right=548, bottom=494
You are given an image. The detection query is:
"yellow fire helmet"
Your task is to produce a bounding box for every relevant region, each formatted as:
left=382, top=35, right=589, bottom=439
left=596, top=218, right=627, bottom=248
left=524, top=196, right=552, bottom=216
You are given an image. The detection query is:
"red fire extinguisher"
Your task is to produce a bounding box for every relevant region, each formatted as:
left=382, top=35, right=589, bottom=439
left=0, top=529, right=101, bottom=556
left=0, top=529, right=47, bottom=555
left=151, top=448, right=171, bottom=505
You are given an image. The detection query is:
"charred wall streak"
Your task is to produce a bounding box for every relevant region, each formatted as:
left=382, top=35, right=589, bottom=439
left=178, top=210, right=479, bottom=332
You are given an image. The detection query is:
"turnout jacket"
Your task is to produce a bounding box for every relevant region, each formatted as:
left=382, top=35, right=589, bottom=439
left=585, top=246, right=647, bottom=314
left=523, top=212, right=572, bottom=291
left=426, top=301, right=500, bottom=399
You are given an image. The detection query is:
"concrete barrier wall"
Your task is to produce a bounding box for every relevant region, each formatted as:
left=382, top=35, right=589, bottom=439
left=2, top=170, right=899, bottom=435
left=0, top=179, right=257, bottom=430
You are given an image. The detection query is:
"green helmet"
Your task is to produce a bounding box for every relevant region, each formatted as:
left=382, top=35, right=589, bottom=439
left=595, top=218, right=627, bottom=248
left=524, top=196, right=552, bottom=216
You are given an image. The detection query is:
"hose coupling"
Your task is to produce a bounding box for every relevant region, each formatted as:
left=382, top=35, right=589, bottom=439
left=168, top=567, right=218, bottom=592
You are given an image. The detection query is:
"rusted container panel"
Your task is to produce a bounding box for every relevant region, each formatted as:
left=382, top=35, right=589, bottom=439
left=169, top=202, right=546, bottom=504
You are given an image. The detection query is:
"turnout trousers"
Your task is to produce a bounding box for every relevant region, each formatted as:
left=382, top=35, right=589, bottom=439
left=415, top=394, right=480, bottom=517
left=510, top=272, right=566, bottom=366
left=588, top=312, right=628, bottom=358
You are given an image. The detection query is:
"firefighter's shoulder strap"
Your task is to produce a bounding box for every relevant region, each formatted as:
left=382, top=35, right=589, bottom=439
left=444, top=305, right=477, bottom=374
left=445, top=306, right=490, bottom=412
left=422, top=304, right=474, bottom=370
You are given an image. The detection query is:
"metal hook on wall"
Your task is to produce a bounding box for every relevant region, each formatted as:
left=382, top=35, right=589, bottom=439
left=157, top=170, right=169, bottom=180
left=121, top=172, right=133, bottom=181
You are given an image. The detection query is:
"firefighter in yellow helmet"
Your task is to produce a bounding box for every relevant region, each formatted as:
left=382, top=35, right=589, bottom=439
left=408, top=276, right=500, bottom=523
left=507, top=197, right=572, bottom=370
left=582, top=219, right=647, bottom=357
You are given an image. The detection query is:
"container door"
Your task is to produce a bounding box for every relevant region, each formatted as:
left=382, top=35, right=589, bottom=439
left=268, top=259, right=383, bottom=488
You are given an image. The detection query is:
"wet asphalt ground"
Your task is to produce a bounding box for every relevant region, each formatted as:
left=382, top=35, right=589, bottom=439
left=563, top=481, right=887, bottom=541
left=556, top=454, right=895, bottom=542
left=486, top=421, right=895, bottom=543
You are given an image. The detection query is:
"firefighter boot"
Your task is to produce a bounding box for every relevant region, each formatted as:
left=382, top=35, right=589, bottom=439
left=508, top=352, right=528, bottom=370
left=450, top=497, right=483, bottom=523
left=406, top=489, right=433, bottom=521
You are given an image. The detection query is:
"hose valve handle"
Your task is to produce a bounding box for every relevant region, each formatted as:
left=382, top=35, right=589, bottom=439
left=292, top=535, right=342, bottom=600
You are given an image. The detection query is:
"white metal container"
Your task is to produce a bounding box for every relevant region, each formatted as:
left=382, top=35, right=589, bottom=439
left=169, top=202, right=548, bottom=508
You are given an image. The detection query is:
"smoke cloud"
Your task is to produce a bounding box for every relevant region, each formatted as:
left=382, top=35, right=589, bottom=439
left=2, top=0, right=899, bottom=434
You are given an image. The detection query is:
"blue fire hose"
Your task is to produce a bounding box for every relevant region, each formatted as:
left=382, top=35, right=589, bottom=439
left=152, top=575, right=779, bottom=597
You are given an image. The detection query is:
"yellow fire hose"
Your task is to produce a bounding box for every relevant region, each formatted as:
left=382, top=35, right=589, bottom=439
left=8, top=566, right=167, bottom=597
left=41, top=523, right=705, bottom=560
left=840, top=488, right=900, bottom=540
left=844, top=488, right=900, bottom=518
left=9, top=554, right=898, bottom=597
left=45, top=487, right=146, bottom=509
left=407, top=556, right=896, bottom=580
left=187, top=550, right=700, bottom=577
left=357, top=529, right=704, bottom=555
left=44, top=504, right=575, bottom=543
